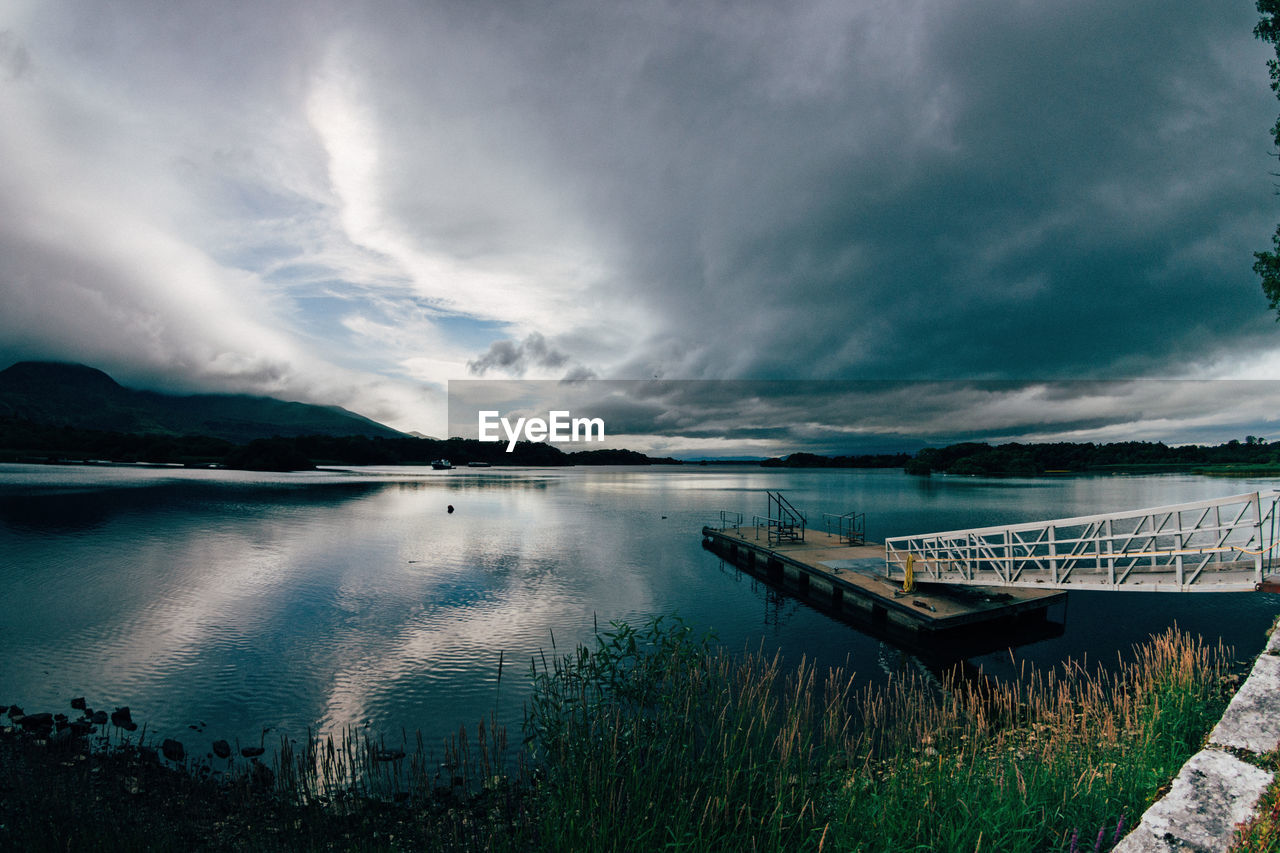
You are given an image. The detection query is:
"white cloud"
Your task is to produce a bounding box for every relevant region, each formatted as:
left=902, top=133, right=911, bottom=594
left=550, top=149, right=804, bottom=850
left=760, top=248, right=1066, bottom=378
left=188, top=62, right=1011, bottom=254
left=0, top=14, right=447, bottom=430
left=304, top=41, right=644, bottom=353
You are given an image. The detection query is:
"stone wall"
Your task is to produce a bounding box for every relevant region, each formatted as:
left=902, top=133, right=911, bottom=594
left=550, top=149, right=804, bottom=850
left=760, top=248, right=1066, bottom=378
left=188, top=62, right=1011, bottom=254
left=1115, top=622, right=1280, bottom=852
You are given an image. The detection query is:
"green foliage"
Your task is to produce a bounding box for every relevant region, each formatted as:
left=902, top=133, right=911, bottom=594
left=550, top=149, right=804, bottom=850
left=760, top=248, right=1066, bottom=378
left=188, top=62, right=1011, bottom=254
left=1227, top=751, right=1280, bottom=851
left=827, top=630, right=1232, bottom=852
left=0, top=416, right=235, bottom=464
left=1256, top=224, right=1280, bottom=317
left=521, top=617, right=839, bottom=851
left=903, top=456, right=933, bottom=476
left=1226, top=627, right=1280, bottom=852
left=761, top=452, right=912, bottom=469
left=906, top=438, right=1279, bottom=476
left=0, top=418, right=679, bottom=471
left=1257, top=2, right=1280, bottom=317
left=517, top=618, right=1234, bottom=852
left=1258, top=1, right=1280, bottom=123
left=566, top=447, right=680, bottom=464
left=222, top=437, right=316, bottom=472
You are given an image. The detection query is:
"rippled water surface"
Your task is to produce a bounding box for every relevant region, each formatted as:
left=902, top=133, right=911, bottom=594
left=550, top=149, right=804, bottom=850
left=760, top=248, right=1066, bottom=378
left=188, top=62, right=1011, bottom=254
left=2, top=463, right=1278, bottom=753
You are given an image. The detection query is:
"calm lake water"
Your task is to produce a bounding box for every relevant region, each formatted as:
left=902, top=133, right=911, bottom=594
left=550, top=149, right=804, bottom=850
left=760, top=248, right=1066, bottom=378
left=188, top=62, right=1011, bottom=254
left=2, top=462, right=1278, bottom=755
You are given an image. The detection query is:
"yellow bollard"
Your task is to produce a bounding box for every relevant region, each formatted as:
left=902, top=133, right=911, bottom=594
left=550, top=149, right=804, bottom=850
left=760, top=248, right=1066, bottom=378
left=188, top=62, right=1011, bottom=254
left=904, top=553, right=916, bottom=593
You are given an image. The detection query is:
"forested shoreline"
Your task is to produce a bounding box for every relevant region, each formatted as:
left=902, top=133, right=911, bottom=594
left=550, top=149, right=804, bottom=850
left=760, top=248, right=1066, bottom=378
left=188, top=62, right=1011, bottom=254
left=2, top=414, right=1275, bottom=474
left=0, top=416, right=676, bottom=470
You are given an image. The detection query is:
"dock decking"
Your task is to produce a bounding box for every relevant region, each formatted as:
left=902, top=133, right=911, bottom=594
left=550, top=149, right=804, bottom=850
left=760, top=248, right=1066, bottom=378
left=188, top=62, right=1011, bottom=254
left=701, top=524, right=1066, bottom=633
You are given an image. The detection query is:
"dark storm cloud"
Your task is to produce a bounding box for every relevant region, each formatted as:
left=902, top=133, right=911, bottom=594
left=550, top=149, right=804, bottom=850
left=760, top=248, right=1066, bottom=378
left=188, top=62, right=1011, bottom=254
left=4, top=0, right=1279, bottom=440
left=448, top=379, right=1280, bottom=457
left=467, top=333, right=572, bottom=376
left=478, top=0, right=1276, bottom=381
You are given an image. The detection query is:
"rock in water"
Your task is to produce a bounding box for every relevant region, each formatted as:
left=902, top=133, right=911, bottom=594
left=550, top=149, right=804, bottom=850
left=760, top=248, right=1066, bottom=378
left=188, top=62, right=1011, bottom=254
left=18, top=712, right=53, bottom=733
left=212, top=739, right=232, bottom=759
left=161, top=739, right=185, bottom=762
left=110, top=707, right=137, bottom=731
left=70, top=697, right=86, bottom=710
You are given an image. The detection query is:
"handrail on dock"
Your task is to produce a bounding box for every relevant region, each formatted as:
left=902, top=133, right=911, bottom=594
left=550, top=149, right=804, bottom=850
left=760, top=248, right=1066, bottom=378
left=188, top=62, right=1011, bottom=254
left=751, top=514, right=802, bottom=541
left=883, top=491, right=1280, bottom=592
left=823, top=511, right=866, bottom=545
left=766, top=491, right=806, bottom=544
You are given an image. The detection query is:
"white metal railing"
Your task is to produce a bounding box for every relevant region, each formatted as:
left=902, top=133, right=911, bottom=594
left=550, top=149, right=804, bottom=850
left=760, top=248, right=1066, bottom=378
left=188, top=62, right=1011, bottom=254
left=884, top=492, right=1280, bottom=592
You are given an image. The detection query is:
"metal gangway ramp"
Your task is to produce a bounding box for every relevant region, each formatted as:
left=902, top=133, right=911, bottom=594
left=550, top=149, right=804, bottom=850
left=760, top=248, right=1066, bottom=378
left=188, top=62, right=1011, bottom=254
left=884, top=492, right=1280, bottom=592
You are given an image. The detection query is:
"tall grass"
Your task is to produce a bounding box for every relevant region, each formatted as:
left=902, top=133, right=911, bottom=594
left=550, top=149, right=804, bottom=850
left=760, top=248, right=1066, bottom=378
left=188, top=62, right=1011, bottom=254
left=520, top=617, right=846, bottom=850
left=271, top=717, right=511, bottom=807
left=518, top=617, right=1235, bottom=852
left=833, top=630, right=1231, bottom=851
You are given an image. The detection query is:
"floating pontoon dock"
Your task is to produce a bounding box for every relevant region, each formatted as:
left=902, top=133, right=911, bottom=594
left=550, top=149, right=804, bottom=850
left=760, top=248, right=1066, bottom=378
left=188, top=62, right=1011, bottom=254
left=705, top=489, right=1280, bottom=645
left=701, top=523, right=1066, bottom=634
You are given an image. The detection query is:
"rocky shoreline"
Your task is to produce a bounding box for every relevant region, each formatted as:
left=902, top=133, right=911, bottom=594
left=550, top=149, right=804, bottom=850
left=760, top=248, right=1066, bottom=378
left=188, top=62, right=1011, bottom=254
left=0, top=704, right=272, bottom=850
left=0, top=699, right=518, bottom=852
left=1114, top=620, right=1280, bottom=852
left=3, top=699, right=275, bottom=776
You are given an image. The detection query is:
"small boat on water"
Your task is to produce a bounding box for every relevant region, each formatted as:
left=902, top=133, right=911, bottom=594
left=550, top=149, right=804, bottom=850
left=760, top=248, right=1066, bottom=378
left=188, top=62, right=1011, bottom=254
left=430, top=459, right=452, bottom=470
left=466, top=461, right=491, bottom=468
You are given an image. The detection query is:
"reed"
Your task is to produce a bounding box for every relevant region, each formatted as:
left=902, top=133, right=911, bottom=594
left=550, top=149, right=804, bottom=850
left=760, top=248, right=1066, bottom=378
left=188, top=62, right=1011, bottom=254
left=517, top=617, right=1235, bottom=852
left=519, top=616, right=843, bottom=850
left=830, top=627, right=1234, bottom=851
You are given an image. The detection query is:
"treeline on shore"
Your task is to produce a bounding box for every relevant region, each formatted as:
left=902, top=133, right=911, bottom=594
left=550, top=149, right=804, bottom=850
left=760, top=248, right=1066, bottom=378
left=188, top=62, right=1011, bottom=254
left=760, top=450, right=912, bottom=468
left=899, top=436, right=1278, bottom=476
left=0, top=416, right=679, bottom=471
left=3, top=414, right=1277, bottom=475
left=760, top=437, right=1280, bottom=475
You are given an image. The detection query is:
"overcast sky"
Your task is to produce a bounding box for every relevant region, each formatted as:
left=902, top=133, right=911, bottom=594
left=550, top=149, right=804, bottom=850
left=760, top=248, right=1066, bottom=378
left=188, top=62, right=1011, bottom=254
left=2, top=0, right=1280, bottom=448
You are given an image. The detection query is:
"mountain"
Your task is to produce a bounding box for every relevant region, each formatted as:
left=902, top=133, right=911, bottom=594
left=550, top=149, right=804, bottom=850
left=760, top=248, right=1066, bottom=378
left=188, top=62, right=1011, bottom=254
left=0, top=361, right=405, bottom=443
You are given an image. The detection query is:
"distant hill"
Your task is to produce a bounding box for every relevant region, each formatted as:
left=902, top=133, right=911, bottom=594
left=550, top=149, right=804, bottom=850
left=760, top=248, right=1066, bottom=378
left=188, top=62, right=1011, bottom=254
left=0, top=361, right=405, bottom=443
